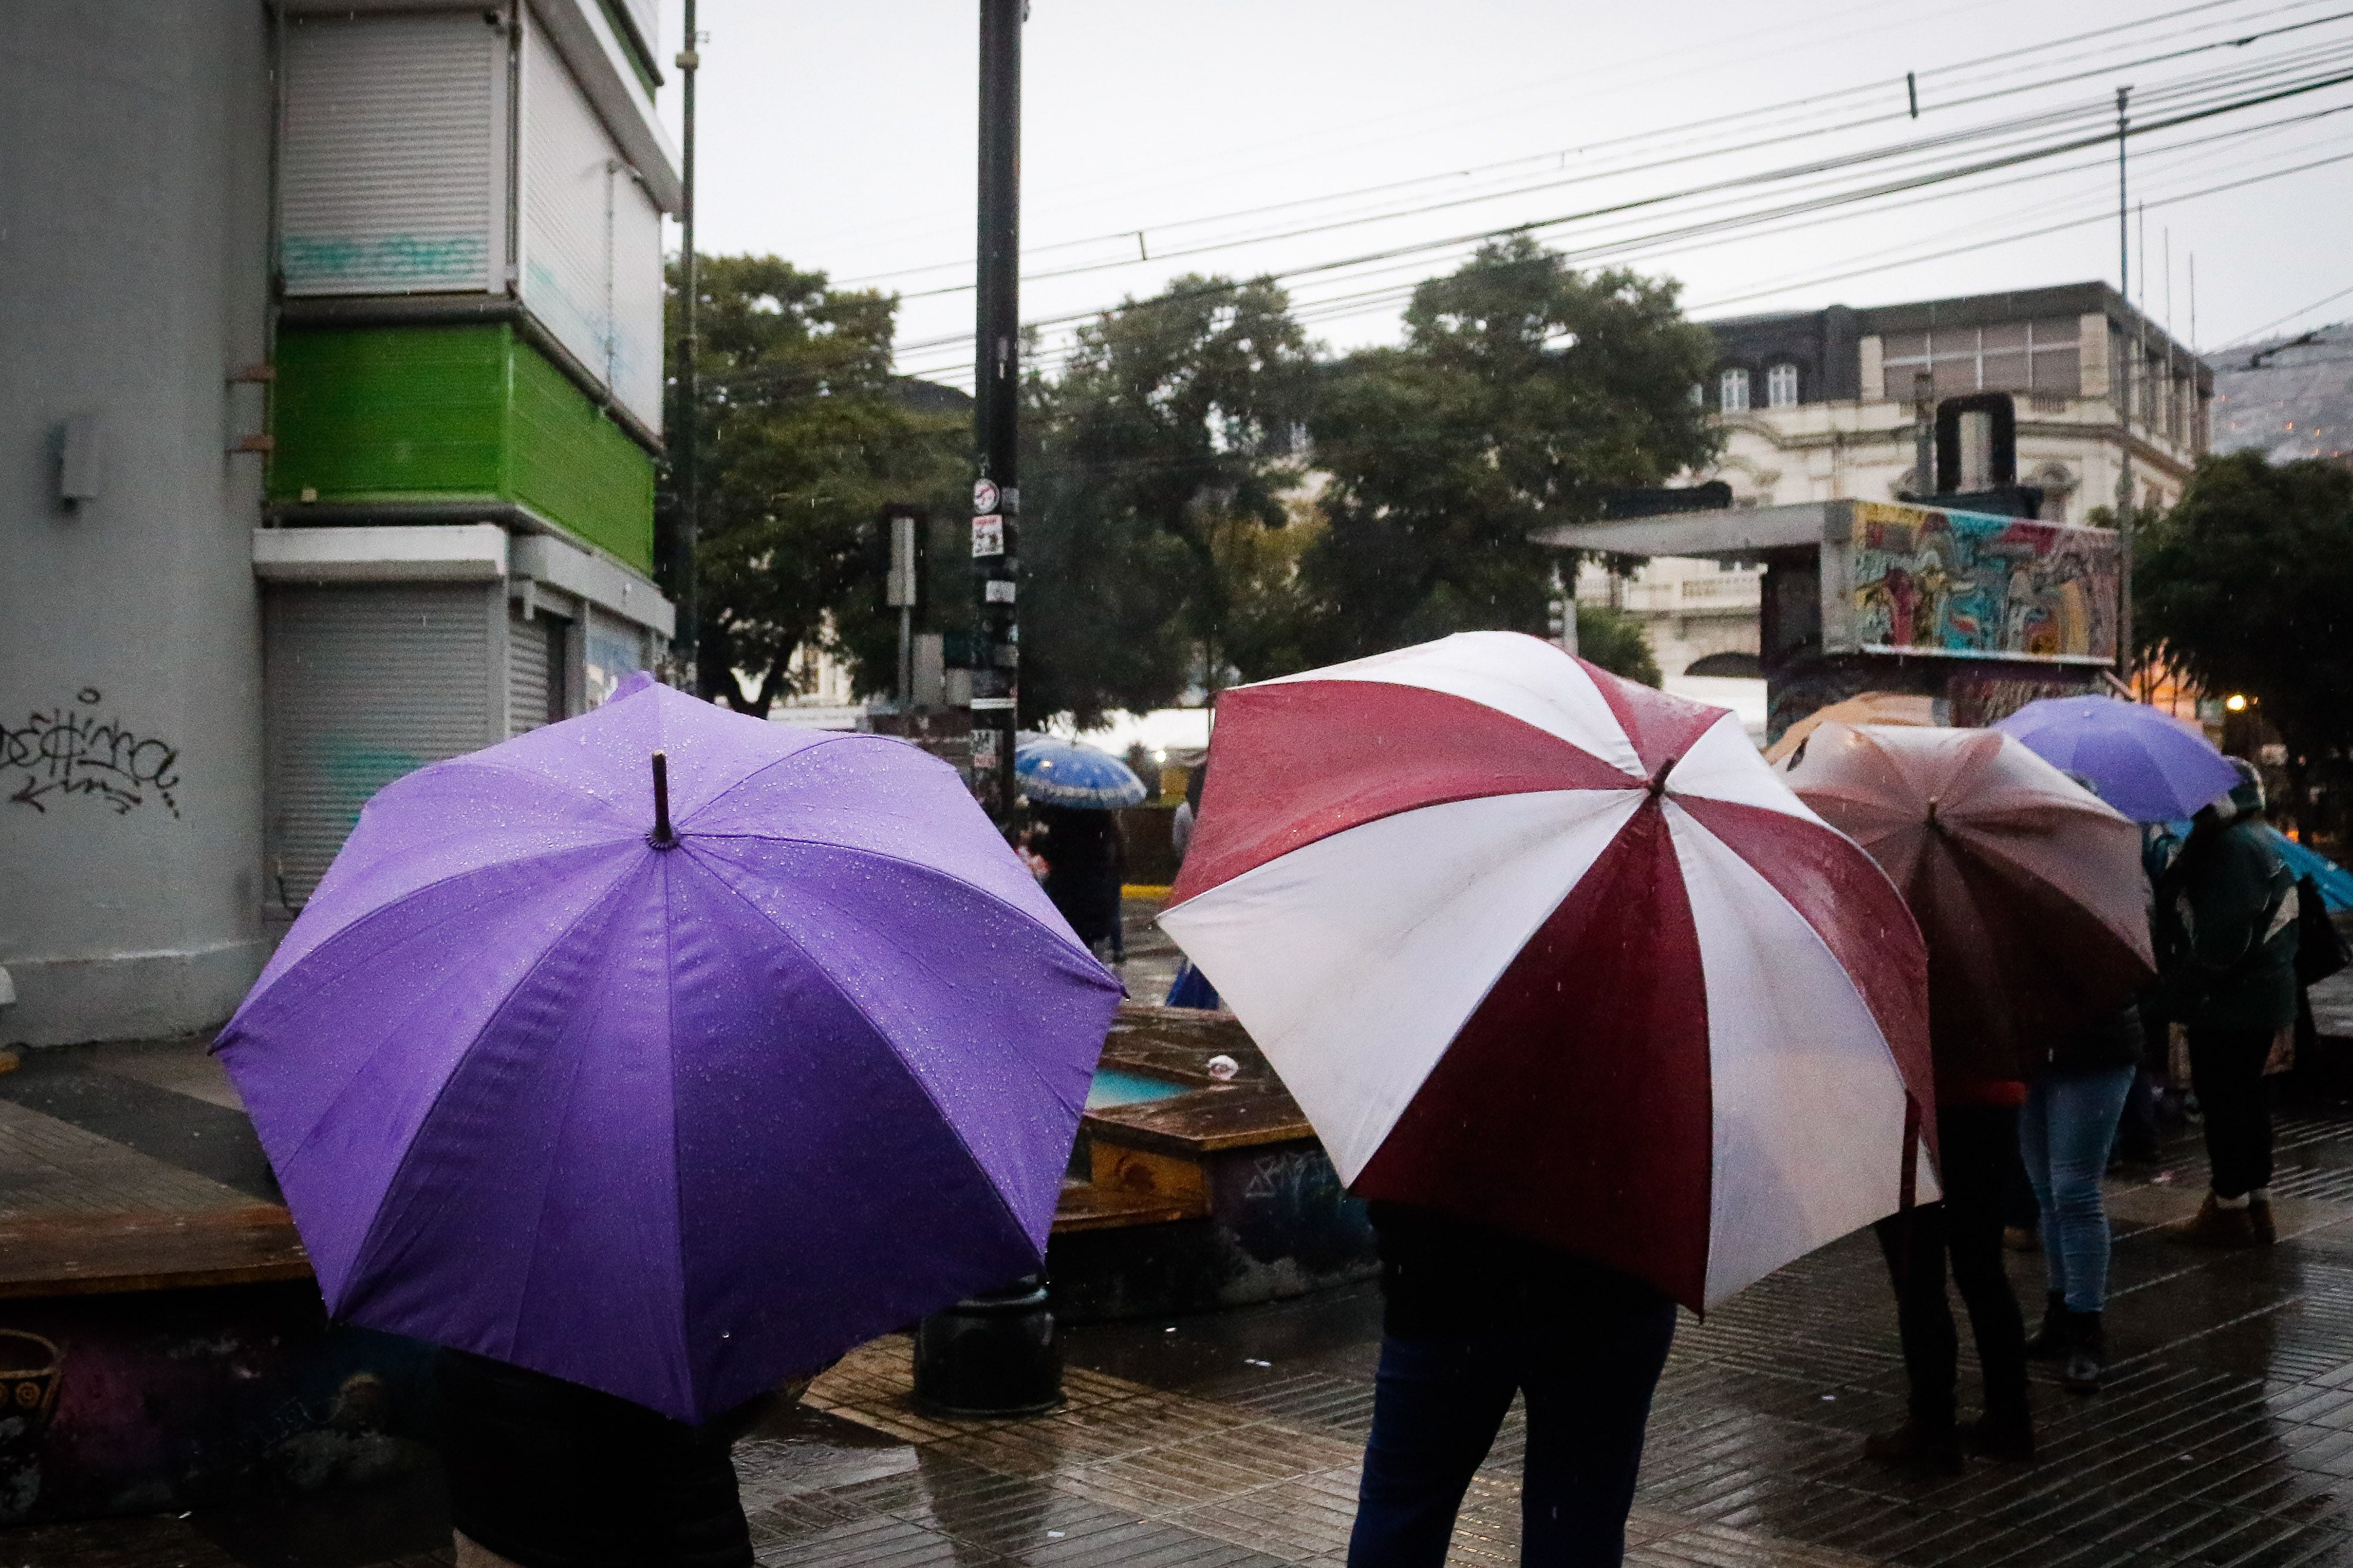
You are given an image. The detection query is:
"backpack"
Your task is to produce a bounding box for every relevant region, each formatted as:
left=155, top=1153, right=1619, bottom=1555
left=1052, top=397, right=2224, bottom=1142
left=2295, top=873, right=2350, bottom=986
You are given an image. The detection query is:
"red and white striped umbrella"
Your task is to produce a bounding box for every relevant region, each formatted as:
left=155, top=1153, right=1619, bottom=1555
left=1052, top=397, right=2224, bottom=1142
left=1161, top=633, right=1935, bottom=1310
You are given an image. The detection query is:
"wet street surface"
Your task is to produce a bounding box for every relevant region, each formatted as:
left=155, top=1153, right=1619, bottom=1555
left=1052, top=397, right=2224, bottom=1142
left=10, top=1095, right=2353, bottom=1566
left=11, top=931, right=2353, bottom=1567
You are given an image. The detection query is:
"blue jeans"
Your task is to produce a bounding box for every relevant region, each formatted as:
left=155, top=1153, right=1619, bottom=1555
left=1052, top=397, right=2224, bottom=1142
left=1348, top=1310, right=1675, bottom=1568
left=2019, top=1066, right=2135, bottom=1312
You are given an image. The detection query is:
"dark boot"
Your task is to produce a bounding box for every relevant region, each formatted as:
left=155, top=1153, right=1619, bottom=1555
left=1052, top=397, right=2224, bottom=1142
left=2023, top=1291, right=2071, bottom=1360
left=1959, top=1409, right=2036, bottom=1462
left=2170, top=1193, right=2258, bottom=1248
left=1863, top=1422, right=1962, bottom=1472
left=2249, top=1199, right=2277, bottom=1246
left=2061, top=1311, right=2109, bottom=1394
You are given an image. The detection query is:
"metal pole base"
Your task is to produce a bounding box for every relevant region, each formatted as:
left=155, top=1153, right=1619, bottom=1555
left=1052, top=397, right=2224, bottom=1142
left=911, top=1275, right=1060, bottom=1417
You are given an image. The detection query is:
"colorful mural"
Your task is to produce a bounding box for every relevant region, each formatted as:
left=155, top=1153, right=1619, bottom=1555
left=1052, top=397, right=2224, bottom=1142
left=1848, top=502, right=2118, bottom=662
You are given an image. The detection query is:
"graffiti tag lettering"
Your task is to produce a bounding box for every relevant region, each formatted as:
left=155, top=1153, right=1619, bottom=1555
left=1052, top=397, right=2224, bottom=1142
left=1, top=689, right=181, bottom=818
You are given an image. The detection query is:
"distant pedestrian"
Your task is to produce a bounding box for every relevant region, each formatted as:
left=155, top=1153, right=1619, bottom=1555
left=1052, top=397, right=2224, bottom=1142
left=1347, top=1202, right=1676, bottom=1568
left=1033, top=803, right=1127, bottom=963
left=1165, top=767, right=1221, bottom=1010
left=438, top=1349, right=772, bottom=1567
left=1170, top=764, right=1203, bottom=865
left=2020, top=1001, right=2143, bottom=1392
left=2159, top=759, right=2301, bottom=1248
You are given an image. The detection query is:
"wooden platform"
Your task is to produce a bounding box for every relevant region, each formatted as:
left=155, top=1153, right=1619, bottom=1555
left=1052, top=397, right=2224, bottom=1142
left=0, top=1088, right=309, bottom=1298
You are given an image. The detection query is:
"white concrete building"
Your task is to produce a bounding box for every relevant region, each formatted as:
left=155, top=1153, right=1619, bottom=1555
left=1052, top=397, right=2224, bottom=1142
left=1585, top=283, right=2208, bottom=682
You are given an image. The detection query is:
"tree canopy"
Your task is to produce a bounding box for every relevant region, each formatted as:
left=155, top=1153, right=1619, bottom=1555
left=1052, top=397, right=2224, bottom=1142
left=1299, top=238, right=1719, bottom=662
left=2136, top=449, right=2353, bottom=840
left=1017, top=275, right=1316, bottom=726
left=666, top=240, right=1705, bottom=719
left=665, top=255, right=964, bottom=711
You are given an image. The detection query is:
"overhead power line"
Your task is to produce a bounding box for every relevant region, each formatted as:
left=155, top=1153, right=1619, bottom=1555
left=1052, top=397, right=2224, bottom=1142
left=837, top=3, right=2353, bottom=294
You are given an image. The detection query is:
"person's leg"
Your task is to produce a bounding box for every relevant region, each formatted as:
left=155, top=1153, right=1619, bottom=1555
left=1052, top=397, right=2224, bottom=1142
left=1939, top=1107, right=2031, bottom=1439
left=1349, top=1334, right=1519, bottom=1568
left=1871, top=1199, right=1959, bottom=1461
left=2044, top=1068, right=2135, bottom=1313
left=1516, top=1292, right=1677, bottom=1568
left=2017, top=1079, right=2068, bottom=1356
left=2042, top=1066, right=2136, bottom=1392
left=2189, top=1026, right=2267, bottom=1199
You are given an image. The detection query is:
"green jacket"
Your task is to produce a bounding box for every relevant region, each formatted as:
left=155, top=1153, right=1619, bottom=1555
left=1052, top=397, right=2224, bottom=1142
left=2156, top=819, right=2301, bottom=1032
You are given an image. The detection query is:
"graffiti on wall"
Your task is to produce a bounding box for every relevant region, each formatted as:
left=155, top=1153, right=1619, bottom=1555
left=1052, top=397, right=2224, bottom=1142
left=1, top=690, right=181, bottom=816
left=1849, top=502, right=2119, bottom=662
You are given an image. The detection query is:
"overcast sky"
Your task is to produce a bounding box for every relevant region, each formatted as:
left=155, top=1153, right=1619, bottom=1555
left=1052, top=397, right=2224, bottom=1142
left=655, top=1, right=2352, bottom=391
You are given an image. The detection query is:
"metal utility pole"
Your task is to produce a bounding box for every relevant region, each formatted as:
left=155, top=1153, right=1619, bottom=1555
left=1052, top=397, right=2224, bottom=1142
left=968, top=0, right=1023, bottom=821
left=2114, top=85, right=2135, bottom=680
left=674, top=1, right=703, bottom=694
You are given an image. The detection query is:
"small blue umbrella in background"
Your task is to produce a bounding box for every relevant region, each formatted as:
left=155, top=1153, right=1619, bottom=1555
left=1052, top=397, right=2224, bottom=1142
left=1015, top=737, right=1147, bottom=810
left=1993, top=696, right=2240, bottom=824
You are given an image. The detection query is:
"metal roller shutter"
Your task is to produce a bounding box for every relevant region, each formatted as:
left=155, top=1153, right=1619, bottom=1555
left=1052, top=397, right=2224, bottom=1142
left=265, top=584, right=498, bottom=902
left=521, top=21, right=615, bottom=393
left=507, top=604, right=552, bottom=736
left=280, top=12, right=506, bottom=296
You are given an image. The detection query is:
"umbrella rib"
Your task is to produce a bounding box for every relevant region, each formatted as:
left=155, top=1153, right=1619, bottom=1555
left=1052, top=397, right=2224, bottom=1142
left=679, top=848, right=1043, bottom=1253
left=422, top=755, right=641, bottom=822
left=669, top=734, right=879, bottom=829
left=682, top=830, right=1099, bottom=960
left=309, top=853, right=647, bottom=1295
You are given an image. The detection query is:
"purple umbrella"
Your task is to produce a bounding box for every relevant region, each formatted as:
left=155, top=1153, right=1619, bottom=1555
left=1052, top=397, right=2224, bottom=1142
left=1992, top=695, right=2239, bottom=824
left=218, top=676, right=1119, bottom=1423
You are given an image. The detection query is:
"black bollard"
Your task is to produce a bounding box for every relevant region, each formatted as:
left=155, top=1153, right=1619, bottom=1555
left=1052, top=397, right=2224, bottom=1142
left=911, top=1275, right=1060, bottom=1417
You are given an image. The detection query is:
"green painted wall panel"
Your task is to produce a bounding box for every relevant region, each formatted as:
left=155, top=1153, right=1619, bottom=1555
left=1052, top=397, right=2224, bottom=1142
left=271, top=323, right=656, bottom=574
left=507, top=344, right=657, bottom=571
left=270, top=326, right=507, bottom=500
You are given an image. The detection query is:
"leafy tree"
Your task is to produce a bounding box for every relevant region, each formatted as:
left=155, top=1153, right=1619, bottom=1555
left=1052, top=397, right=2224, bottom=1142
left=1576, top=603, right=1661, bottom=687
left=2136, top=450, right=2353, bottom=843
left=1301, top=238, right=1719, bottom=661
left=664, top=255, right=964, bottom=711
left=1019, top=275, right=1316, bottom=726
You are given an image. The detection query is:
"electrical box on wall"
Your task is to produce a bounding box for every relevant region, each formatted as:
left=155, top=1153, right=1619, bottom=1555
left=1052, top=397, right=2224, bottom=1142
left=51, top=415, right=104, bottom=506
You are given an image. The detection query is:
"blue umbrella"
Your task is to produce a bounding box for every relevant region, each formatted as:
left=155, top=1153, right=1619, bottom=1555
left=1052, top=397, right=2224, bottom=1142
left=1993, top=696, right=2239, bottom=824
left=2270, top=829, right=2353, bottom=913
left=1015, top=738, right=1147, bottom=809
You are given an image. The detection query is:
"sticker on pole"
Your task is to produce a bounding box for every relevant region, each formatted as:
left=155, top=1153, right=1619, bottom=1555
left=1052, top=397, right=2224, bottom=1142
left=971, top=515, right=1005, bottom=557
left=973, top=478, right=1000, bottom=515
left=984, top=579, right=1016, bottom=603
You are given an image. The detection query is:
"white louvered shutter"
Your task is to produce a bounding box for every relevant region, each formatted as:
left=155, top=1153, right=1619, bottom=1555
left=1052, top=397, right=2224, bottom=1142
left=265, top=585, right=498, bottom=900
left=608, top=170, right=666, bottom=432
left=280, top=13, right=506, bottom=296
left=521, top=21, right=616, bottom=388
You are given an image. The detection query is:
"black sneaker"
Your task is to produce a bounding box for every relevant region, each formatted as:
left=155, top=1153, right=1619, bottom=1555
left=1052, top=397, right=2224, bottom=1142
left=1863, top=1423, right=1963, bottom=1472
left=2062, top=1315, right=2108, bottom=1394
left=1959, top=1412, right=2037, bottom=1462
left=2024, top=1291, right=2071, bottom=1360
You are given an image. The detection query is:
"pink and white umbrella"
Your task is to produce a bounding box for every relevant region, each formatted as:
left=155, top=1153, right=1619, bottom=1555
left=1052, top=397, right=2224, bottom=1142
left=1161, top=633, right=1934, bottom=1310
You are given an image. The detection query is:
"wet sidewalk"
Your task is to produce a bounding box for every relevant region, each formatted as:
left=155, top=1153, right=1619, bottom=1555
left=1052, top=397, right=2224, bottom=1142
left=13, top=1088, right=2353, bottom=1566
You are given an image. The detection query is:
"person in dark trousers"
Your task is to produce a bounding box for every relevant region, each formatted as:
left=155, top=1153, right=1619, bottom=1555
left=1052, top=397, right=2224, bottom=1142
left=1032, top=803, right=1127, bottom=962
left=1347, top=1201, right=1676, bottom=1568
left=1867, top=1067, right=2032, bottom=1469
left=437, top=1349, right=774, bottom=1567
left=2020, top=1002, right=2144, bottom=1393
left=2159, top=760, right=2301, bottom=1248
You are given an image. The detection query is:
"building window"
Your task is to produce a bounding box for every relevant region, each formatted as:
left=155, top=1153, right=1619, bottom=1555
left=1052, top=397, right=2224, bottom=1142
left=1688, top=382, right=1704, bottom=406
left=1766, top=363, right=1799, bottom=408
left=1880, top=317, right=2080, bottom=401
left=1720, top=368, right=1750, bottom=412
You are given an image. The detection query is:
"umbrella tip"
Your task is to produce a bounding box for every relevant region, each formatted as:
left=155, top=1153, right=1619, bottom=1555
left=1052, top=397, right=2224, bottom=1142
left=1647, top=756, right=1678, bottom=798
left=649, top=750, right=677, bottom=849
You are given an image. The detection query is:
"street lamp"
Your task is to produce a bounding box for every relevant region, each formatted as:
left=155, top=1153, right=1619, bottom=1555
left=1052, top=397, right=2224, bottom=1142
left=2225, top=694, right=2249, bottom=712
